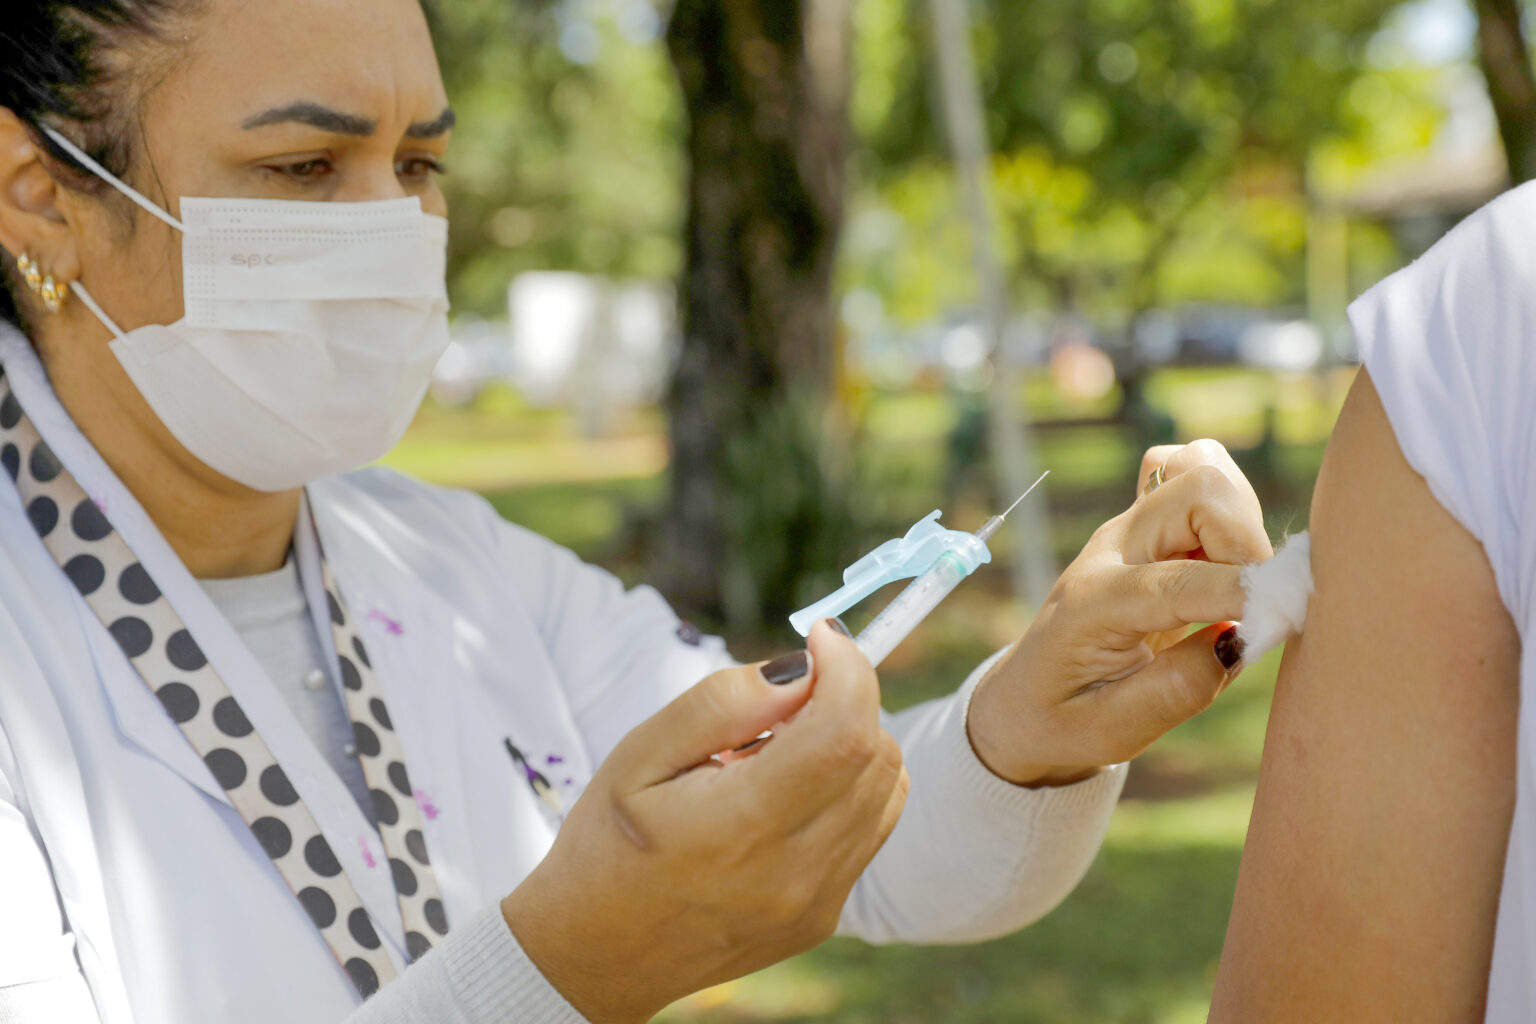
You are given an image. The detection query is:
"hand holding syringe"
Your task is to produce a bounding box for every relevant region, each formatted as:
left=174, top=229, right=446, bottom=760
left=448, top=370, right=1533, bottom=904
left=790, top=472, right=1050, bottom=666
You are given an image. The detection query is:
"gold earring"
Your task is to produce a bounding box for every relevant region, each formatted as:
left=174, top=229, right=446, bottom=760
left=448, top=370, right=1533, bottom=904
left=40, top=275, right=67, bottom=314
left=15, top=253, right=68, bottom=314
left=17, top=253, right=43, bottom=292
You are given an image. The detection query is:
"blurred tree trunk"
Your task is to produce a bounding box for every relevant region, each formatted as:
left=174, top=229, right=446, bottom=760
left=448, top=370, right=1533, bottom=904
left=1473, top=0, right=1536, bottom=183
left=662, top=0, right=853, bottom=626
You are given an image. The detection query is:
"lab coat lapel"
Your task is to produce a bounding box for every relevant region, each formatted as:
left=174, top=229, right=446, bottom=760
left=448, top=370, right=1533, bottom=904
left=0, top=525, right=137, bottom=1024
left=0, top=330, right=413, bottom=967
left=0, top=330, right=231, bottom=809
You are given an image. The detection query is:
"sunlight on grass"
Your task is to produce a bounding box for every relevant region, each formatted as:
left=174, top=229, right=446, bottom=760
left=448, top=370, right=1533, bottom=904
left=1112, top=785, right=1257, bottom=848
left=381, top=433, right=666, bottom=491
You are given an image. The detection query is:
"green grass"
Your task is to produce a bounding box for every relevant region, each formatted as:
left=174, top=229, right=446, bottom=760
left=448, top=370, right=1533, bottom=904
left=382, top=365, right=1342, bottom=1023
left=656, top=800, right=1248, bottom=1023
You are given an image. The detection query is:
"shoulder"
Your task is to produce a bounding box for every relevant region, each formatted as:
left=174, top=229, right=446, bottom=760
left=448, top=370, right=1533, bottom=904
left=311, top=466, right=598, bottom=604
left=1345, top=184, right=1536, bottom=601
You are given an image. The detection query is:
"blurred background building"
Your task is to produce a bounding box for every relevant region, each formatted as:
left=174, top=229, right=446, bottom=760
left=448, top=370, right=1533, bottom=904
left=387, top=0, right=1534, bottom=1018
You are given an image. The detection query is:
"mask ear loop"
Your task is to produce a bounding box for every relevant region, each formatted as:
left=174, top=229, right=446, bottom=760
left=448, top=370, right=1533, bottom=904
left=68, top=281, right=126, bottom=339
left=38, top=127, right=181, bottom=340
left=40, top=127, right=186, bottom=233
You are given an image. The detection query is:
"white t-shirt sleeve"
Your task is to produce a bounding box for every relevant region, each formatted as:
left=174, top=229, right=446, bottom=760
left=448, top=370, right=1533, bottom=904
left=1349, top=182, right=1536, bottom=620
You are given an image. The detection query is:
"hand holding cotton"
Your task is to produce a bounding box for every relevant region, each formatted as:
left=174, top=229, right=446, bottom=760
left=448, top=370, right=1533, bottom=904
left=1235, top=532, right=1313, bottom=663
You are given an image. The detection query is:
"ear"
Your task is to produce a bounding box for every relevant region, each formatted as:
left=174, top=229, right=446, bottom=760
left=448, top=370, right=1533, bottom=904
left=0, top=108, right=81, bottom=285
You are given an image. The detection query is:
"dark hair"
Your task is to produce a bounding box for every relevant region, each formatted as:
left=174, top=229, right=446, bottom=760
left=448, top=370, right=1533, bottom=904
left=0, top=1, right=191, bottom=329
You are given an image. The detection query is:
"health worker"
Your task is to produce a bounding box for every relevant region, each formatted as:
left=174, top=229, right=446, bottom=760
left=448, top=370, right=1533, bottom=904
left=0, top=2, right=1271, bottom=1022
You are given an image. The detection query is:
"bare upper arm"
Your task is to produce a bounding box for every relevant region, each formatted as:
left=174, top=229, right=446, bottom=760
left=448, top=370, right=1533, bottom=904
left=1209, top=369, right=1521, bottom=1022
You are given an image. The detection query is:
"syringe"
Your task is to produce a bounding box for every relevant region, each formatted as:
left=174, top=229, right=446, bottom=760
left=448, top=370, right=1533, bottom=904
left=854, top=471, right=1050, bottom=667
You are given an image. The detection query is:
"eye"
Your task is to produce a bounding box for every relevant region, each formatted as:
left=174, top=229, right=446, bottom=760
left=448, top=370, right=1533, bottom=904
left=267, top=157, right=335, bottom=181
left=397, top=156, right=448, bottom=183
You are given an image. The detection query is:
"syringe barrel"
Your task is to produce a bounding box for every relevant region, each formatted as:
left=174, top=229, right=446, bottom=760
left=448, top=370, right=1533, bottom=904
left=855, top=552, right=970, bottom=668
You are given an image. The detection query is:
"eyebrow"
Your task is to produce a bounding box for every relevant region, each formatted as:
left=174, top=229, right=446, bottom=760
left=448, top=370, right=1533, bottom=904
left=406, top=108, right=457, bottom=139
left=243, top=102, right=376, bottom=136
left=242, top=103, right=456, bottom=139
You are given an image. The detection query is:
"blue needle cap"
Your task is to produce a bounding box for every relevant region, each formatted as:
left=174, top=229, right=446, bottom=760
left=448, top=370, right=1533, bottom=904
left=788, top=510, right=993, bottom=638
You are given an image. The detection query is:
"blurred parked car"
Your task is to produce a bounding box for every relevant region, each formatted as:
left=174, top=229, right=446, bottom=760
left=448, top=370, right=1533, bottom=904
left=1141, top=306, right=1323, bottom=372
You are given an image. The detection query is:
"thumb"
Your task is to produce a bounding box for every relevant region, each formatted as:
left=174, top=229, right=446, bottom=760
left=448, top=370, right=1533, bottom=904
left=603, top=652, right=817, bottom=791
left=1097, top=621, right=1243, bottom=740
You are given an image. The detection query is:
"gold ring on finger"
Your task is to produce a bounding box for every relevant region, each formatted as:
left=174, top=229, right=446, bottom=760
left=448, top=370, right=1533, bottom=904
left=1143, top=463, right=1167, bottom=497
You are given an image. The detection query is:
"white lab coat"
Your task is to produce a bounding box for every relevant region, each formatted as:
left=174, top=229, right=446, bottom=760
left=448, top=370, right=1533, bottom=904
left=0, top=325, right=1126, bottom=1023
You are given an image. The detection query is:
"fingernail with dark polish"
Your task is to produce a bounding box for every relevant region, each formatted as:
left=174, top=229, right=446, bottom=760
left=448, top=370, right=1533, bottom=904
left=1214, top=627, right=1245, bottom=672
left=827, top=617, right=853, bottom=638
left=761, top=651, right=810, bottom=686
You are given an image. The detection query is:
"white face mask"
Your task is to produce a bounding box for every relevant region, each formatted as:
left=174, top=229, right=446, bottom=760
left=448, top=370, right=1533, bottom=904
left=44, top=127, right=451, bottom=493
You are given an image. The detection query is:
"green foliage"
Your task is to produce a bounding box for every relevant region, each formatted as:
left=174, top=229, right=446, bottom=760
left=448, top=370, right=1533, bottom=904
left=1310, top=63, right=1452, bottom=188
left=843, top=0, right=1429, bottom=326
left=431, top=0, right=684, bottom=318
left=426, top=0, right=1454, bottom=332
left=859, top=0, right=1399, bottom=172
left=426, top=0, right=1449, bottom=342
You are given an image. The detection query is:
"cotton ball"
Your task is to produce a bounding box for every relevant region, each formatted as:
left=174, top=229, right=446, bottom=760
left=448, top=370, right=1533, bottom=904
left=1236, top=532, right=1313, bottom=663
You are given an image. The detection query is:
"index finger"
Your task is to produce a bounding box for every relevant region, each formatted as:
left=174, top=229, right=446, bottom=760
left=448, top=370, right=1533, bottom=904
left=1100, top=559, right=1249, bottom=635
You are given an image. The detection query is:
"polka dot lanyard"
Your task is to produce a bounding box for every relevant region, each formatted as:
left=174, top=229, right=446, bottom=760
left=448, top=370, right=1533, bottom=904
left=0, top=369, right=446, bottom=999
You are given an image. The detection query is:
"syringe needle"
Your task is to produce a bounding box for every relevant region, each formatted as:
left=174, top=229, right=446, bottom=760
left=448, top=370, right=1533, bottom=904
left=999, top=470, right=1051, bottom=521
left=973, top=470, right=1052, bottom=544
left=851, top=475, right=1051, bottom=666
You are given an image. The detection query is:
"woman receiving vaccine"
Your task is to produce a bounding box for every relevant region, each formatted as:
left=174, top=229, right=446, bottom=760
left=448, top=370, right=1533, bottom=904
left=0, top=1, right=1269, bottom=1021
